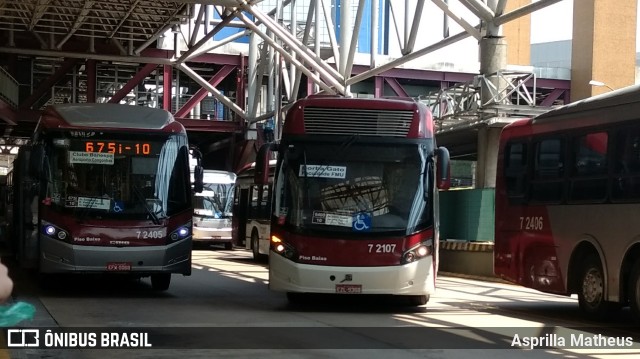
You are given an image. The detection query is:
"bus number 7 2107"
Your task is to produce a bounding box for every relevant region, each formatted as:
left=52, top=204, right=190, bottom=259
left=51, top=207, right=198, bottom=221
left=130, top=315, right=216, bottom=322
left=368, top=243, right=397, bottom=253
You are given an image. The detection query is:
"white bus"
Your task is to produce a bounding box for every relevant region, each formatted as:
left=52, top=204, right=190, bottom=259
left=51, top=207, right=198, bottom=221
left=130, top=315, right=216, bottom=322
left=192, top=170, right=237, bottom=249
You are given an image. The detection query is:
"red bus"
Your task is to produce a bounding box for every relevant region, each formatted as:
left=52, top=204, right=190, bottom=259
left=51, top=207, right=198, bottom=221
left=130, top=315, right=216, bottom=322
left=495, top=84, right=640, bottom=321
left=255, top=96, right=450, bottom=306
left=9, top=103, right=202, bottom=290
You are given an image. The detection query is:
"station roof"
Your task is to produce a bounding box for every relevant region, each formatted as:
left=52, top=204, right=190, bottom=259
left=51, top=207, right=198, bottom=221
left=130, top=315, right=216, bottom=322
left=0, top=1, right=194, bottom=48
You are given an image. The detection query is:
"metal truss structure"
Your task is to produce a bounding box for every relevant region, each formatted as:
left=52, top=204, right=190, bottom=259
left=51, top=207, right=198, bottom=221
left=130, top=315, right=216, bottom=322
left=0, top=0, right=569, bottom=168
left=421, top=70, right=554, bottom=132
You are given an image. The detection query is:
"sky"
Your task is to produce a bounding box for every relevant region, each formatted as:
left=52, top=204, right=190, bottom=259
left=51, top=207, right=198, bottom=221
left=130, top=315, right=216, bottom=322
left=530, top=0, right=574, bottom=44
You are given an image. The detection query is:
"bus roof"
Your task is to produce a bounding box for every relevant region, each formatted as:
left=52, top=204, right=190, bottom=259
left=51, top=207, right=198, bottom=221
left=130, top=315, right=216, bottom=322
left=204, top=170, right=237, bottom=184
left=534, top=83, right=640, bottom=123
left=190, top=170, right=236, bottom=184
left=283, top=96, right=431, bottom=138
left=292, top=96, right=421, bottom=111
left=42, top=103, right=177, bottom=130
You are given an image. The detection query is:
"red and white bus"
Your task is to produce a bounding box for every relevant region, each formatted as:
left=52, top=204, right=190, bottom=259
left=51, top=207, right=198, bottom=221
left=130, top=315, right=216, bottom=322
left=255, top=96, right=450, bottom=305
left=232, top=160, right=276, bottom=260
left=9, top=103, right=202, bottom=290
left=495, top=84, right=640, bottom=321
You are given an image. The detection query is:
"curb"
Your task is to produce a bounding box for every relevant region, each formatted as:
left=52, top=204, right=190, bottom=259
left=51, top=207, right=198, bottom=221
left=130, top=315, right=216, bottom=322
left=440, top=241, right=494, bottom=252
left=439, top=271, right=512, bottom=284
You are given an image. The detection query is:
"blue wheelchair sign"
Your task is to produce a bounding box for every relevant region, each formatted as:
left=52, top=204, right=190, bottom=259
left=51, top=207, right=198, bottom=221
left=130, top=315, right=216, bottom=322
left=352, top=212, right=371, bottom=232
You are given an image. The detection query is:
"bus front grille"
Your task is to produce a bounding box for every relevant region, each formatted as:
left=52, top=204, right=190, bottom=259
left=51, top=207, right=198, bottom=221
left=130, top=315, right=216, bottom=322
left=303, top=107, right=413, bottom=137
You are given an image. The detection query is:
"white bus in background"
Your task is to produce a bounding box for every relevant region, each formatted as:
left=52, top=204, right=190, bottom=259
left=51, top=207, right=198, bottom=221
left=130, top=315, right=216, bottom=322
left=191, top=170, right=237, bottom=249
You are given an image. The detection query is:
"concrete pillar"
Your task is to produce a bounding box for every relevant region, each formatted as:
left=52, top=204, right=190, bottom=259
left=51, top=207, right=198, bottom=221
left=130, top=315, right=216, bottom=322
left=479, top=36, right=508, bottom=104
left=475, top=126, right=501, bottom=188
left=477, top=36, right=507, bottom=189
left=571, top=0, right=637, bottom=100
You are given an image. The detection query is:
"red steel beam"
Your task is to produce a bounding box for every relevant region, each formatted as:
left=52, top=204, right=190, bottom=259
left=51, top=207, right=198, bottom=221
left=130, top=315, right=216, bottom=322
left=384, top=77, right=410, bottom=97
left=19, top=58, right=79, bottom=109
left=174, top=65, right=236, bottom=118
left=107, top=63, right=158, bottom=104
left=163, top=65, right=172, bottom=111
left=374, top=76, right=384, bottom=98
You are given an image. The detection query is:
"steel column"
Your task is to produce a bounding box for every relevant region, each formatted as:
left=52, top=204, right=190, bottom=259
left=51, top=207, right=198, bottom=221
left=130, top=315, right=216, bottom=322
left=163, top=65, right=172, bottom=111
left=86, top=59, right=96, bottom=103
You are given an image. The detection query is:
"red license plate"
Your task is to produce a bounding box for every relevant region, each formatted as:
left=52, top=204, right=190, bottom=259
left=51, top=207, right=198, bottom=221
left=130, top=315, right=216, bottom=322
left=335, top=284, right=362, bottom=294
left=106, top=262, right=132, bottom=271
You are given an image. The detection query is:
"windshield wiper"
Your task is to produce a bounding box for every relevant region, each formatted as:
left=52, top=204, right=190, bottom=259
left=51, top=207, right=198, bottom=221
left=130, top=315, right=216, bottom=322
left=133, top=185, right=160, bottom=225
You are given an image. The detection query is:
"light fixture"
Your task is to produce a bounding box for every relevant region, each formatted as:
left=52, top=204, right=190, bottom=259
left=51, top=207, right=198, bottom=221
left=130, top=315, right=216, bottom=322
left=589, top=80, right=615, bottom=91
left=171, top=24, right=180, bottom=34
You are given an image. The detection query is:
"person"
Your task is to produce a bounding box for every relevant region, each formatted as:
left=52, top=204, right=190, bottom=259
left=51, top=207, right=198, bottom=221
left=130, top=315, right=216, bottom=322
left=0, top=260, right=13, bottom=303
left=263, top=117, right=275, bottom=143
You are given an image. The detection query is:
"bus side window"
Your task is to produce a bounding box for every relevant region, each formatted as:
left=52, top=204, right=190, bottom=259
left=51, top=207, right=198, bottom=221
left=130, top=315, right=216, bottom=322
left=612, top=128, right=640, bottom=201
left=569, top=132, right=608, bottom=202
left=259, top=185, right=272, bottom=219
left=531, top=138, right=564, bottom=203
left=504, top=141, right=528, bottom=202
left=249, top=185, right=260, bottom=218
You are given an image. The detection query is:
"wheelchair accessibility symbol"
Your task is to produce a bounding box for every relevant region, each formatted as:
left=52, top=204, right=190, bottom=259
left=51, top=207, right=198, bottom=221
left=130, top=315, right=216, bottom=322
left=352, top=212, right=371, bottom=232
left=112, top=201, right=124, bottom=213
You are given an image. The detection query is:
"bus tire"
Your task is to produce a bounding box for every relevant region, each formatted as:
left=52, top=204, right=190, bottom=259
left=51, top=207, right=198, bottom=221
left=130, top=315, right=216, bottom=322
left=224, top=242, right=233, bottom=250
left=578, top=255, right=609, bottom=319
left=628, top=260, right=640, bottom=323
left=286, top=292, right=308, bottom=305
left=407, top=295, right=429, bottom=306
left=150, top=273, right=171, bottom=291
left=251, top=231, right=260, bottom=260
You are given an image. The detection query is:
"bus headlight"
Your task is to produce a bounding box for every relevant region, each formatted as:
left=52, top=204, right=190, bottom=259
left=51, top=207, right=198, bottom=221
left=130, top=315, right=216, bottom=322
left=271, top=235, right=298, bottom=260
left=169, top=222, right=191, bottom=242
left=42, top=222, right=70, bottom=242
left=402, top=239, right=433, bottom=264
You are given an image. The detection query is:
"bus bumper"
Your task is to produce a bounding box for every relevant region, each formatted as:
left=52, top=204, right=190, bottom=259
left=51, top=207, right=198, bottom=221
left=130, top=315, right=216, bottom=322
left=268, top=253, right=436, bottom=295
left=38, top=237, right=192, bottom=275
left=192, top=226, right=232, bottom=243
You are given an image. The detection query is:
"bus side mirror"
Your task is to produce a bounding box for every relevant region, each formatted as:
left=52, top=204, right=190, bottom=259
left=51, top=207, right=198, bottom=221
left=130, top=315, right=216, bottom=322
left=28, top=145, right=44, bottom=179
left=255, top=143, right=277, bottom=185
left=436, top=146, right=451, bottom=190
left=193, top=165, right=204, bottom=193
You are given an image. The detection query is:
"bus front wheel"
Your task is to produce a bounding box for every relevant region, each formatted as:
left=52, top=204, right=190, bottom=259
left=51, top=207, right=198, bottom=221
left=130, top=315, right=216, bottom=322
left=150, top=273, right=171, bottom=291
left=628, top=260, right=640, bottom=323
left=251, top=231, right=260, bottom=260
left=578, top=255, right=608, bottom=319
left=407, top=295, right=429, bottom=306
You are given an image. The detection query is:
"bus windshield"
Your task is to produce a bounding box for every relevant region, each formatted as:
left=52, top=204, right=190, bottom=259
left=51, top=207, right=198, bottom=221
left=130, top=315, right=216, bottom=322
left=274, top=141, right=434, bottom=235
left=194, top=182, right=235, bottom=218
left=42, top=131, right=191, bottom=220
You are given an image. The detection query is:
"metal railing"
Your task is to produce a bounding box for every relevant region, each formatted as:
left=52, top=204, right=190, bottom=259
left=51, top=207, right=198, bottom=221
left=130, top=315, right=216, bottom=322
left=419, top=70, right=553, bottom=132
